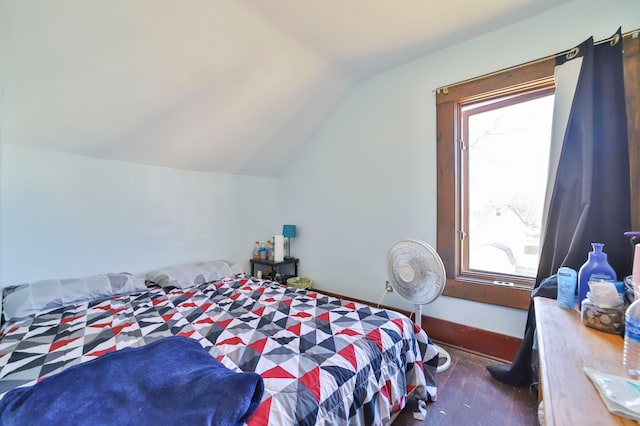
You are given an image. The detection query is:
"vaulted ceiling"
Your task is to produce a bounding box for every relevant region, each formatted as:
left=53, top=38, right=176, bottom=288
left=1, top=0, right=568, bottom=176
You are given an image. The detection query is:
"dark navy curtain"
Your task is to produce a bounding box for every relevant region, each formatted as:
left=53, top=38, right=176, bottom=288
left=487, top=28, right=633, bottom=387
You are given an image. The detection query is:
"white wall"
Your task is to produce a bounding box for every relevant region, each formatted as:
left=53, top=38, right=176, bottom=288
left=0, top=144, right=279, bottom=286
left=279, top=0, right=640, bottom=337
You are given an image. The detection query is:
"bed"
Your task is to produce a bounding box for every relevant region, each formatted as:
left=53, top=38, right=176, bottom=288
left=0, top=262, right=438, bottom=425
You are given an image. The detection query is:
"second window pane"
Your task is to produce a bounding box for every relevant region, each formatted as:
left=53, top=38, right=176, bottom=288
left=464, top=93, right=554, bottom=278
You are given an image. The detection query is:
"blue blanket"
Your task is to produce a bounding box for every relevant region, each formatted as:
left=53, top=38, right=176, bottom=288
left=0, top=336, right=264, bottom=426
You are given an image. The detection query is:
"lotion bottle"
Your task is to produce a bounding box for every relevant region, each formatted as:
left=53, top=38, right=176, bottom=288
left=577, top=243, right=616, bottom=311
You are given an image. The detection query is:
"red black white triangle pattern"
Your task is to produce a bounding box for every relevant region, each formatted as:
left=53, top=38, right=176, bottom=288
left=0, top=277, right=438, bottom=425
left=167, top=278, right=438, bottom=425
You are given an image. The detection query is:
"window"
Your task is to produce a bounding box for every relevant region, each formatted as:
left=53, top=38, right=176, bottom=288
left=436, top=58, right=556, bottom=310
left=462, top=90, right=554, bottom=281
left=436, top=31, right=640, bottom=310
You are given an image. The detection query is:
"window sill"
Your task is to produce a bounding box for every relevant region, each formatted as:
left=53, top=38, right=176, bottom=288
left=443, top=278, right=532, bottom=310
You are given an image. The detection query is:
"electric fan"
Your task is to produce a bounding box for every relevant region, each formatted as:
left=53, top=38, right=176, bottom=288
left=386, top=239, right=451, bottom=373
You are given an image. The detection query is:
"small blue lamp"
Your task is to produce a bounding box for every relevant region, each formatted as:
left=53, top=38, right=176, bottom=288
left=282, top=225, right=297, bottom=259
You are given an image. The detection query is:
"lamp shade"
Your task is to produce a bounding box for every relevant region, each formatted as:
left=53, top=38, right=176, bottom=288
left=283, top=225, right=297, bottom=238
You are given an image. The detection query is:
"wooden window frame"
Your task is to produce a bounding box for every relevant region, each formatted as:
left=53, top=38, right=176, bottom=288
left=437, top=59, right=555, bottom=310
left=436, top=33, right=640, bottom=311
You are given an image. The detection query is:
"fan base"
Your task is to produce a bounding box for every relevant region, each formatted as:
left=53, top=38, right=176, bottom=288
left=433, top=343, right=451, bottom=373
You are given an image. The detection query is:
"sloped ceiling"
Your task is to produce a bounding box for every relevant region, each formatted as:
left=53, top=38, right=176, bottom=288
left=0, top=0, right=568, bottom=177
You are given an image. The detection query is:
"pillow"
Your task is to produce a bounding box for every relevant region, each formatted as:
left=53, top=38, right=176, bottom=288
left=145, top=260, right=242, bottom=289
left=230, top=262, right=244, bottom=275
left=214, top=259, right=244, bottom=275
left=2, top=273, right=147, bottom=322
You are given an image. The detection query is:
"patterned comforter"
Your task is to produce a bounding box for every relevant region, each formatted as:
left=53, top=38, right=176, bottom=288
left=0, top=276, right=438, bottom=425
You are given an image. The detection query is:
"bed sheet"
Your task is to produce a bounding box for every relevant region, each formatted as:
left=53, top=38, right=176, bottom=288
left=166, top=278, right=438, bottom=425
left=0, top=277, right=438, bottom=425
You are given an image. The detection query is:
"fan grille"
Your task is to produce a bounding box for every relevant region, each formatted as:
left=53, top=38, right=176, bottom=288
left=386, top=239, right=446, bottom=305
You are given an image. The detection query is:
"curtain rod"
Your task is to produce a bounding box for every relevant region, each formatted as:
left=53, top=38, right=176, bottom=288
left=434, top=28, right=640, bottom=94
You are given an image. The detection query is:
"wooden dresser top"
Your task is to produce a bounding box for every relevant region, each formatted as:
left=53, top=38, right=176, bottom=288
left=535, top=297, right=636, bottom=425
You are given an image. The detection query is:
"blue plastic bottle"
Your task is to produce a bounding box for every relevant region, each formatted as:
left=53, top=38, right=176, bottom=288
left=577, top=243, right=616, bottom=311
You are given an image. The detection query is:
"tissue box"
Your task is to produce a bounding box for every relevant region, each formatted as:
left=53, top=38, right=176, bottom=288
left=581, top=298, right=625, bottom=335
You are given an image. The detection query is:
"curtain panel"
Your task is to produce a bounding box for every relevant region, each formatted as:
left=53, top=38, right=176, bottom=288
left=488, top=28, right=634, bottom=387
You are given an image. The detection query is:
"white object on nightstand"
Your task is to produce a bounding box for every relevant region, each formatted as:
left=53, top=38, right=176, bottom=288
left=274, top=235, right=285, bottom=262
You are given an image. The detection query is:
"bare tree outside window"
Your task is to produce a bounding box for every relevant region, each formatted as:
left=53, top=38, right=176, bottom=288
left=462, top=94, right=554, bottom=278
